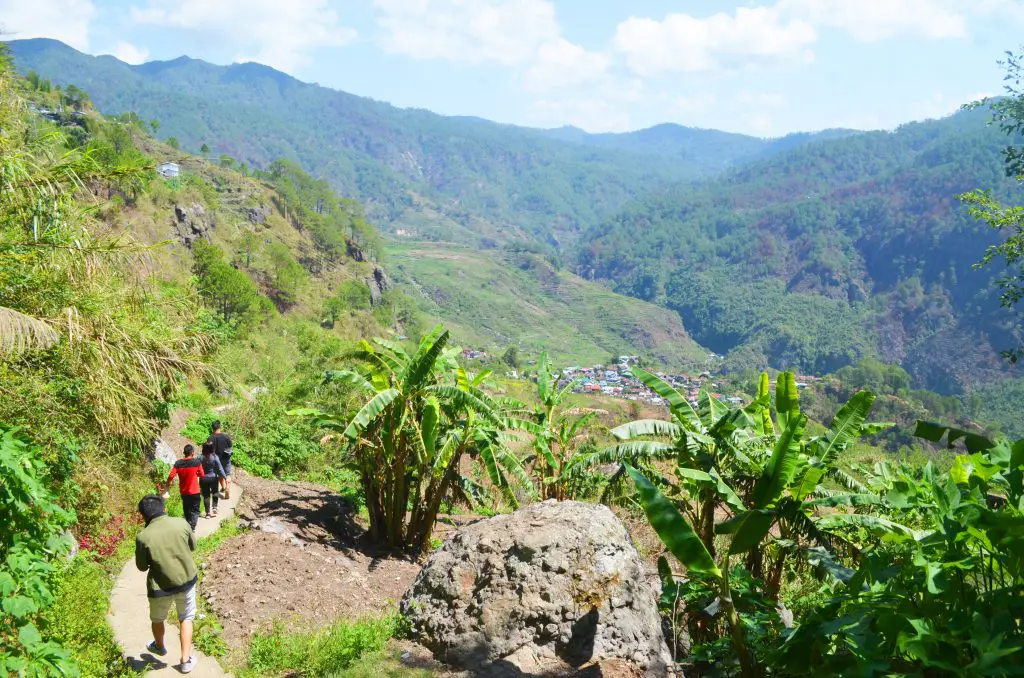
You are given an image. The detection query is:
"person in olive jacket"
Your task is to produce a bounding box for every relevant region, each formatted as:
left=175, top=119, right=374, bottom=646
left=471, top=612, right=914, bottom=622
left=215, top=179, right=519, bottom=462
left=135, top=494, right=198, bottom=673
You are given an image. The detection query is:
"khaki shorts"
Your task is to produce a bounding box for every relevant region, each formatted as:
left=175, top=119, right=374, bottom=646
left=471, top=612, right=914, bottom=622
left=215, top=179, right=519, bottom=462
left=148, top=585, right=197, bottom=623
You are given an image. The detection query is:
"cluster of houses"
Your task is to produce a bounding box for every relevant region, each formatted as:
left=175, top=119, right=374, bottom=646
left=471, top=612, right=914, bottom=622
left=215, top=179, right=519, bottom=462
left=558, top=356, right=821, bottom=409
left=561, top=363, right=726, bottom=408
left=456, top=346, right=823, bottom=410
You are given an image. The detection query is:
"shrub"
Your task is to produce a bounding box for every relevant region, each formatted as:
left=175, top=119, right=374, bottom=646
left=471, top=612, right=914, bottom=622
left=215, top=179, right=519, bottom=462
left=0, top=425, right=77, bottom=676
left=246, top=616, right=401, bottom=676
left=42, top=559, right=133, bottom=677
left=184, top=400, right=324, bottom=479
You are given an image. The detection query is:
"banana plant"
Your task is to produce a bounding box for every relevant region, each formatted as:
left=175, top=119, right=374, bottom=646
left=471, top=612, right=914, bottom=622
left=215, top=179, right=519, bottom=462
left=524, top=353, right=603, bottom=500
left=770, top=424, right=1024, bottom=675
left=291, top=325, right=534, bottom=551
left=616, top=371, right=886, bottom=676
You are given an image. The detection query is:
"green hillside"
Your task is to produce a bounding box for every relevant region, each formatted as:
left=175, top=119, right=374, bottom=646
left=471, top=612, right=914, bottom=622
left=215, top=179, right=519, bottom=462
left=7, top=39, right=855, bottom=249
left=576, top=106, right=1024, bottom=393
left=538, top=123, right=859, bottom=168
left=6, top=38, right=686, bottom=246
left=388, top=241, right=709, bottom=369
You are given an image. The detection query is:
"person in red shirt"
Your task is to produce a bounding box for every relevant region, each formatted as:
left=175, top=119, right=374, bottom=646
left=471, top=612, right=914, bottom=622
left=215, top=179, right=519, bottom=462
left=165, top=444, right=204, bottom=531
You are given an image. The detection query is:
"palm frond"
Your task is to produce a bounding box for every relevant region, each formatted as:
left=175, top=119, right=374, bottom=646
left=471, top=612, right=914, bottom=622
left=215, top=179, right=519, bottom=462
left=611, top=418, right=681, bottom=440
left=0, top=306, right=60, bottom=353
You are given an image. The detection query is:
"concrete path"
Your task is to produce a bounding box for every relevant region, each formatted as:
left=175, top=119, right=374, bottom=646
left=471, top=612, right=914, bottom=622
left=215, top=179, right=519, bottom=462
left=108, top=486, right=242, bottom=677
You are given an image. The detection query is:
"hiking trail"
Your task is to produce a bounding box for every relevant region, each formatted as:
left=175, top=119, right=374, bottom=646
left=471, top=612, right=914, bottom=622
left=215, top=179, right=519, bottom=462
left=108, top=485, right=242, bottom=677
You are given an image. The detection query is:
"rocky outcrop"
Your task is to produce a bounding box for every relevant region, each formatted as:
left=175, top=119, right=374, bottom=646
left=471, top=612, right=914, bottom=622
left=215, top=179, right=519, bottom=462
left=347, top=239, right=367, bottom=262
left=172, top=203, right=215, bottom=247
left=245, top=203, right=271, bottom=227
left=367, top=266, right=392, bottom=306
left=401, top=500, right=673, bottom=677
left=151, top=438, right=177, bottom=466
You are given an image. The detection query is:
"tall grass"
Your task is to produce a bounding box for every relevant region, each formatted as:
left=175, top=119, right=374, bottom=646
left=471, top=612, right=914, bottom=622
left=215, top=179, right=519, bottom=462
left=245, top=616, right=402, bottom=676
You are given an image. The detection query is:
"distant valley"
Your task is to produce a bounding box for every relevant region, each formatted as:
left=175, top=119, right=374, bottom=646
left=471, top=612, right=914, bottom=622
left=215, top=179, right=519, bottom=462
left=10, top=37, right=1023, bottom=401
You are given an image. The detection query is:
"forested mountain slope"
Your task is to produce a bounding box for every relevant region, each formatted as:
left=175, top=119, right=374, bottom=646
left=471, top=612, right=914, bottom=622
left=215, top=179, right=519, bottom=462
left=9, top=38, right=849, bottom=247
left=576, top=106, right=1024, bottom=393
left=538, top=124, right=859, bottom=170
left=3, top=39, right=696, bottom=245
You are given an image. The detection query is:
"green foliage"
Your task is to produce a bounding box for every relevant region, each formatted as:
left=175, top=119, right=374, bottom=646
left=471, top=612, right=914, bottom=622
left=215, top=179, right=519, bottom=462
left=833, top=358, right=911, bottom=394
left=295, top=325, right=535, bottom=551
left=610, top=372, right=886, bottom=676
left=9, top=39, right=782, bottom=245
left=526, top=353, right=601, bottom=501
left=41, top=559, right=132, bottom=677
left=324, top=280, right=372, bottom=324
left=265, top=159, right=381, bottom=262
left=577, top=106, right=1023, bottom=392
left=0, top=425, right=78, bottom=677
left=245, top=616, right=401, bottom=677
left=769, top=427, right=1024, bottom=675
left=192, top=241, right=273, bottom=326
left=620, top=367, right=1024, bottom=675
left=970, top=378, right=1024, bottom=438
left=185, top=398, right=327, bottom=480
left=957, top=53, right=1024, bottom=363
left=501, top=346, right=520, bottom=369
left=260, top=242, right=307, bottom=306
left=388, top=242, right=706, bottom=370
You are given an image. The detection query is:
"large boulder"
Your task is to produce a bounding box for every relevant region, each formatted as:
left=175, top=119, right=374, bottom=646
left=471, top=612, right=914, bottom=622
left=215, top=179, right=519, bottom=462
left=171, top=203, right=215, bottom=247
left=401, top=500, right=673, bottom=676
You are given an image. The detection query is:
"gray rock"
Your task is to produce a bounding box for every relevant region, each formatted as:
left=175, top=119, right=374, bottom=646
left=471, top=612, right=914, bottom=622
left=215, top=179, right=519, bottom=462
left=366, top=266, right=392, bottom=306
left=245, top=204, right=271, bottom=226
left=347, top=240, right=367, bottom=262
left=152, top=438, right=177, bottom=466
left=401, top=500, right=672, bottom=677
left=172, top=203, right=215, bottom=247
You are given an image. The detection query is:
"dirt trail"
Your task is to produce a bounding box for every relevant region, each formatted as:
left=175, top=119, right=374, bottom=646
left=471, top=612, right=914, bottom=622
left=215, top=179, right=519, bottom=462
left=201, top=473, right=421, bottom=650
left=108, top=488, right=242, bottom=677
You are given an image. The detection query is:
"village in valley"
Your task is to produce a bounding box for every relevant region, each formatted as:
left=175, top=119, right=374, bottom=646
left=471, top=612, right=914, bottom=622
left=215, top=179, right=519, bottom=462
left=459, top=350, right=820, bottom=409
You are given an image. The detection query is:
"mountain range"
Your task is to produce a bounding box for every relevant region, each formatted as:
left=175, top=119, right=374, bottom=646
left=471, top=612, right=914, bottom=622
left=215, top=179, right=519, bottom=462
left=9, top=38, right=843, bottom=245
left=8, top=37, right=1023, bottom=397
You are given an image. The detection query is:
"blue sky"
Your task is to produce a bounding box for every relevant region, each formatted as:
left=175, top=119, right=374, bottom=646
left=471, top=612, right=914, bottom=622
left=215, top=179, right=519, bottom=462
left=2, top=0, right=1023, bottom=136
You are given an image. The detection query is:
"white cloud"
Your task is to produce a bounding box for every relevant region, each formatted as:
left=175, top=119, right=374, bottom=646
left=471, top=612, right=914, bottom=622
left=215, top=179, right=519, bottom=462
left=0, top=0, right=95, bottom=50
left=737, top=91, right=787, bottom=109
left=523, top=38, right=609, bottom=91
left=779, top=0, right=967, bottom=40
left=130, top=0, right=355, bottom=72
left=530, top=97, right=632, bottom=133
left=673, top=93, right=717, bottom=114
left=108, top=40, right=149, bottom=64
left=374, top=0, right=559, bottom=65
left=613, top=6, right=817, bottom=76
left=747, top=114, right=776, bottom=136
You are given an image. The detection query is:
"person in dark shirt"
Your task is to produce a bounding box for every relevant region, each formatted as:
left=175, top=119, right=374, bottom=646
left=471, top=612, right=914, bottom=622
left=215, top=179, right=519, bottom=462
left=165, top=444, right=203, bottom=531
left=199, top=442, right=226, bottom=518
left=209, top=420, right=233, bottom=499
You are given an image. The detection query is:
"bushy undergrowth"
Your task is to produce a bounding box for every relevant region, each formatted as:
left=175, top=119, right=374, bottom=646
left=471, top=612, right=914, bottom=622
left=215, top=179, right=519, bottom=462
left=183, top=399, right=326, bottom=480
left=245, top=616, right=402, bottom=677
left=41, top=560, right=135, bottom=677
